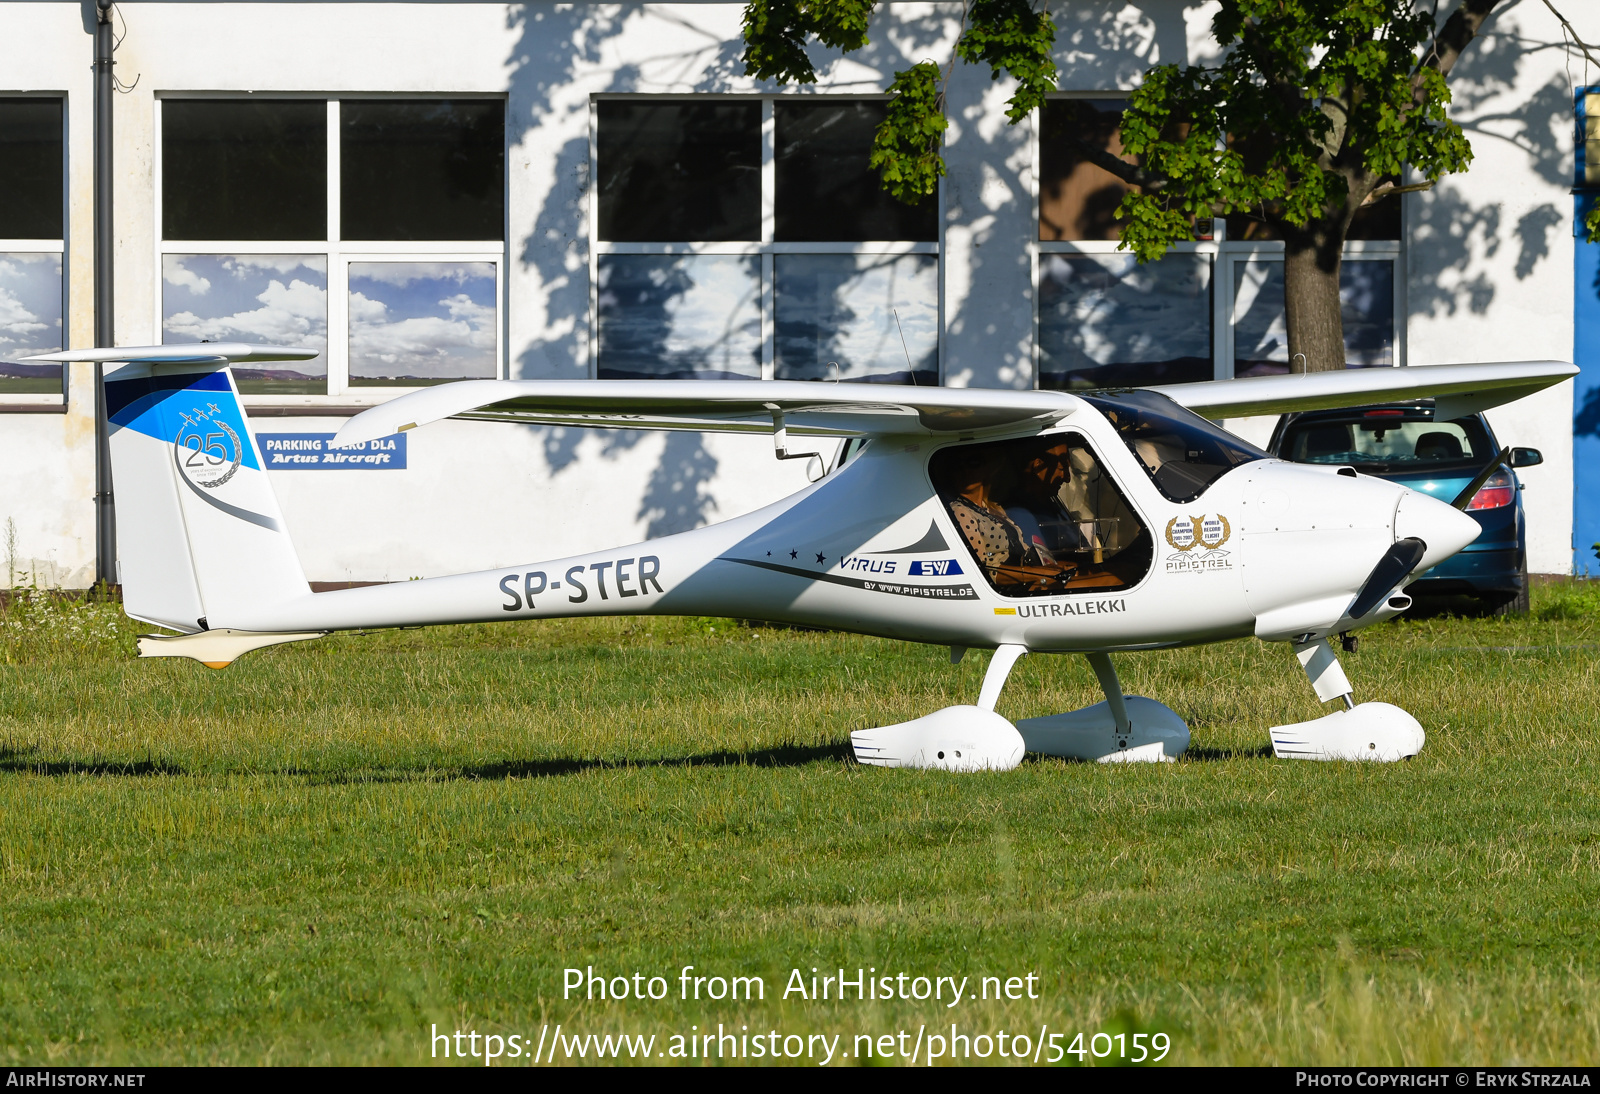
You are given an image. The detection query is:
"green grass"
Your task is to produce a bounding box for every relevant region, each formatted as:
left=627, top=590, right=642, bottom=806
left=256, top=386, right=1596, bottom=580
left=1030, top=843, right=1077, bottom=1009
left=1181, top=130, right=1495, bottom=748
left=1, top=585, right=1599, bottom=1066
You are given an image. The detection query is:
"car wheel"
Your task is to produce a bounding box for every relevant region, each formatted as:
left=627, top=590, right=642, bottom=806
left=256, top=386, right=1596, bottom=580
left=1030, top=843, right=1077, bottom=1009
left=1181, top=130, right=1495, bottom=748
left=1490, top=560, right=1530, bottom=617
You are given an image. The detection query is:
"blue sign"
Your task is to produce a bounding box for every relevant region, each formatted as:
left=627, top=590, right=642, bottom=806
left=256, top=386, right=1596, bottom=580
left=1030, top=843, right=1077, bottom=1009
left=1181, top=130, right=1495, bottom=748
left=256, top=432, right=407, bottom=470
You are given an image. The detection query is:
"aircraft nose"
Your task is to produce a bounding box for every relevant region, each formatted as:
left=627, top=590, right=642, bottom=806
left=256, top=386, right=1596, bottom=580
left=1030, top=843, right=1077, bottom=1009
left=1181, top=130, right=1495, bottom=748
left=1394, top=488, right=1481, bottom=571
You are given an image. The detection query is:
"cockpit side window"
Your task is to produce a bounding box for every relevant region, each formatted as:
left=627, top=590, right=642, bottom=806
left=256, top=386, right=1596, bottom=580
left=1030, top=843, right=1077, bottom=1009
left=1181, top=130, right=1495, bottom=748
left=930, top=433, right=1153, bottom=597
left=1079, top=390, right=1267, bottom=503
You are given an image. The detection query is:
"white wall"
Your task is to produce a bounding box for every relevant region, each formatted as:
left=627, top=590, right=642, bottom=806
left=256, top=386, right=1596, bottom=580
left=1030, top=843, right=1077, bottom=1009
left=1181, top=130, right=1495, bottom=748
left=1, top=5, right=97, bottom=587
left=1407, top=1, right=1581, bottom=573
left=0, top=0, right=1584, bottom=583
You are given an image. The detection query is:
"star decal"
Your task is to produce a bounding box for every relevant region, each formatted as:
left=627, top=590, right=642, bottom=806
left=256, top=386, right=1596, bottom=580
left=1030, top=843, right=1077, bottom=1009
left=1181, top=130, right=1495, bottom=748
left=766, top=551, right=772, bottom=557
left=790, top=550, right=798, bottom=560
left=815, top=552, right=826, bottom=565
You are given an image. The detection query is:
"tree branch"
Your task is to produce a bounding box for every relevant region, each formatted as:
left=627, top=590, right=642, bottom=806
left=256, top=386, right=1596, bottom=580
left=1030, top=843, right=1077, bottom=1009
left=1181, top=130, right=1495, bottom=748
left=1417, top=0, right=1505, bottom=86
left=1542, top=0, right=1600, bottom=71
left=1065, top=134, right=1168, bottom=191
left=1361, top=180, right=1435, bottom=206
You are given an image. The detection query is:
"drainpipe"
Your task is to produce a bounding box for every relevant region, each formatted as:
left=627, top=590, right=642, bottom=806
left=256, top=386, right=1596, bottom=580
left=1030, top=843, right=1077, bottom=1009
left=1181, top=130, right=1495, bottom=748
left=93, top=0, right=115, bottom=586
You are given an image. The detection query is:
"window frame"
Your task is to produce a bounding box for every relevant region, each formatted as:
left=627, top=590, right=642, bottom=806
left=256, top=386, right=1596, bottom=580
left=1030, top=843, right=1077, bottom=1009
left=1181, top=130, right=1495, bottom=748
left=1030, top=91, right=1406, bottom=388
left=0, top=92, right=68, bottom=410
left=588, top=93, right=943, bottom=383
left=1578, top=88, right=1600, bottom=238
left=153, top=92, right=508, bottom=409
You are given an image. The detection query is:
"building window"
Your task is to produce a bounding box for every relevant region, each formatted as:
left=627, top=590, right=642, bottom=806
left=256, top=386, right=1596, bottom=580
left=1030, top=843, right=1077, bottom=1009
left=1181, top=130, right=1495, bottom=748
left=1036, top=96, right=1403, bottom=387
left=1039, top=253, right=1212, bottom=389
left=593, top=97, right=939, bottom=384
left=0, top=97, right=65, bottom=400
left=163, top=100, right=327, bottom=241
left=1579, top=90, right=1600, bottom=240
left=348, top=261, right=498, bottom=386
left=1228, top=257, right=1395, bottom=375
left=341, top=100, right=504, bottom=242
left=1037, top=99, right=1214, bottom=390
left=162, top=255, right=328, bottom=393
left=158, top=97, right=505, bottom=399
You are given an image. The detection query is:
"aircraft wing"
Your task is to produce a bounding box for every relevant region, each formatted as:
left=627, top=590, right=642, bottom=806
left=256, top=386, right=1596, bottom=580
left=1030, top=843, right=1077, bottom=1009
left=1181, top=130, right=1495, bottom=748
left=336, top=360, right=1575, bottom=448
left=332, top=379, right=1077, bottom=447
left=28, top=345, right=1574, bottom=443
left=1150, top=360, right=1577, bottom=421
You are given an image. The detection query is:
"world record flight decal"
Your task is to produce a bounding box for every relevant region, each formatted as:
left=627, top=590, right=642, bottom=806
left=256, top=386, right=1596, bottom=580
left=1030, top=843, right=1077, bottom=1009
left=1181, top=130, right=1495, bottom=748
left=1164, top=514, right=1232, bottom=574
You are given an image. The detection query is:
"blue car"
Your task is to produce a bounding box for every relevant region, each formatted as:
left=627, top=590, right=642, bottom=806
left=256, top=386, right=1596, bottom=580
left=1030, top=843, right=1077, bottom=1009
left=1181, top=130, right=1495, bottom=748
left=1267, top=401, right=1542, bottom=614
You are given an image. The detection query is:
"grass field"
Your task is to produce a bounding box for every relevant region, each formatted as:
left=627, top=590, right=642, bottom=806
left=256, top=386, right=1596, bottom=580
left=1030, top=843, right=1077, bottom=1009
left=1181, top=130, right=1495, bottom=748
left=2, top=583, right=1599, bottom=1066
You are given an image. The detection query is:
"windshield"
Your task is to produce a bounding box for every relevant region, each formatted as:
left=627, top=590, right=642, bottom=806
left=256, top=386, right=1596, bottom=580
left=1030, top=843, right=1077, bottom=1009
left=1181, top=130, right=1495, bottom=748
left=1079, top=390, right=1268, bottom=503
left=1279, top=410, right=1494, bottom=471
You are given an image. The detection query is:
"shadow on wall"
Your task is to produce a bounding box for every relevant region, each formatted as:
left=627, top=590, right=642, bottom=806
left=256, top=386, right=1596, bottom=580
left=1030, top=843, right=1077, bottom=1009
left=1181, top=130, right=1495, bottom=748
left=492, top=3, right=1280, bottom=518
left=1409, top=4, right=1574, bottom=323
left=1576, top=237, right=1600, bottom=438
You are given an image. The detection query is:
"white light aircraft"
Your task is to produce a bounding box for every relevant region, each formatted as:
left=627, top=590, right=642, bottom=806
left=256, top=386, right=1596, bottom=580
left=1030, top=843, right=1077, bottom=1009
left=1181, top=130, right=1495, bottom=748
left=29, top=344, right=1575, bottom=770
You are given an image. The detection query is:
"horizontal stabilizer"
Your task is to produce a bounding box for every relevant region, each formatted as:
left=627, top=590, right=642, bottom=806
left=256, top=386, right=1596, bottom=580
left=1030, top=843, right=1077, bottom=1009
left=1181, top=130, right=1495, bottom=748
left=24, top=343, right=320, bottom=365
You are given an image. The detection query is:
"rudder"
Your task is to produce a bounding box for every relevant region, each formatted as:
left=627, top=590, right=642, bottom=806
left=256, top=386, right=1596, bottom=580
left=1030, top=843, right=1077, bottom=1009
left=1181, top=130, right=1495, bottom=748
left=105, top=361, right=309, bottom=632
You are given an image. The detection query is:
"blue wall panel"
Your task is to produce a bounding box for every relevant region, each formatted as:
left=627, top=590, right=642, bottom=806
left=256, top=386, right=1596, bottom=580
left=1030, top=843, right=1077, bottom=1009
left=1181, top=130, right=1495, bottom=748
left=1575, top=192, right=1600, bottom=575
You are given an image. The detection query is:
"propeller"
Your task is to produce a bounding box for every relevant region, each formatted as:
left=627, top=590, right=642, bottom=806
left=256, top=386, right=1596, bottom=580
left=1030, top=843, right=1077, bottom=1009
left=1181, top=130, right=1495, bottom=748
left=1348, top=537, right=1428, bottom=620
left=1450, top=446, right=1511, bottom=510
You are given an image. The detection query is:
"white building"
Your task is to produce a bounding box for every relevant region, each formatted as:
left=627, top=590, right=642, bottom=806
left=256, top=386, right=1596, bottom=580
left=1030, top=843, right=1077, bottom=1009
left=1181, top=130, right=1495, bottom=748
left=0, top=1, right=1589, bottom=588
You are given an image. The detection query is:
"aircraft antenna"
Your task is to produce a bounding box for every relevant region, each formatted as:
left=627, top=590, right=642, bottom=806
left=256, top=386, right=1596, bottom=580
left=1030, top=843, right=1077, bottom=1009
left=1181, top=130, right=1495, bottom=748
left=894, top=308, right=920, bottom=386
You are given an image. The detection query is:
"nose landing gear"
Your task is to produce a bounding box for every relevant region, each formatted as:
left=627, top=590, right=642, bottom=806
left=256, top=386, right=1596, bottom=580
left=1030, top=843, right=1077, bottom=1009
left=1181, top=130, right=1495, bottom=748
left=1269, top=637, right=1424, bottom=761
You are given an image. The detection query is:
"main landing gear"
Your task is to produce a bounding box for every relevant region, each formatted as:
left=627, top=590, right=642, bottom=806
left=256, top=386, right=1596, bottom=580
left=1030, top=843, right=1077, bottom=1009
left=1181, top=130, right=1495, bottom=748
left=849, top=636, right=1425, bottom=771
left=849, top=646, right=1189, bottom=771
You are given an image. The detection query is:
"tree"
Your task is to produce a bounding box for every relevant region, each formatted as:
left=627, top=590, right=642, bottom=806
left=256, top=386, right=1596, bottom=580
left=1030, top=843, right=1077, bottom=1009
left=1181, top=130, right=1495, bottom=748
left=742, top=0, right=1508, bottom=374
left=740, top=0, right=1057, bottom=202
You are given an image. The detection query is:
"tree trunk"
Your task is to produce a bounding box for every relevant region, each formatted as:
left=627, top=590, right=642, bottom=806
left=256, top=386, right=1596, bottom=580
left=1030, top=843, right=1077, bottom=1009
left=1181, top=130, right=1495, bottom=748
left=1281, top=224, right=1346, bottom=373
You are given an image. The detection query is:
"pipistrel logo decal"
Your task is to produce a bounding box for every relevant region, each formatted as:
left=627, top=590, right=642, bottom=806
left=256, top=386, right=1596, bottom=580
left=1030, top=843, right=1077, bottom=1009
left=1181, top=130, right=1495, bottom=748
left=1164, top=514, right=1232, bottom=573
left=176, top=405, right=243, bottom=490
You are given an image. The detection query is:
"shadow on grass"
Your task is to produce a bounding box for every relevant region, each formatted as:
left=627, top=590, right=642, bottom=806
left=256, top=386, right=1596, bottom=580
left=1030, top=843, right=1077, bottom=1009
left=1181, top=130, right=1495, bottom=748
left=1183, top=744, right=1276, bottom=762
left=432, top=741, right=855, bottom=783
left=0, top=741, right=855, bottom=782
left=0, top=747, right=187, bottom=777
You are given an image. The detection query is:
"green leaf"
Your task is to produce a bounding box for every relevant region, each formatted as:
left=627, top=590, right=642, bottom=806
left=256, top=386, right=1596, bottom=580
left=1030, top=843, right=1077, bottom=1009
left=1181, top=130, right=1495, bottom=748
left=869, top=62, right=948, bottom=204
left=955, top=0, right=1058, bottom=123
left=742, top=0, right=876, bottom=85
left=1109, top=0, right=1481, bottom=260
left=1587, top=203, right=1600, bottom=246
left=741, top=0, right=819, bottom=85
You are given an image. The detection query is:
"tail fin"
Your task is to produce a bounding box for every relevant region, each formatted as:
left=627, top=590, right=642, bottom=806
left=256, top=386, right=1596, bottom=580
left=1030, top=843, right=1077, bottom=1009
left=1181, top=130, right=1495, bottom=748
left=104, top=360, right=309, bottom=632
left=22, top=343, right=321, bottom=633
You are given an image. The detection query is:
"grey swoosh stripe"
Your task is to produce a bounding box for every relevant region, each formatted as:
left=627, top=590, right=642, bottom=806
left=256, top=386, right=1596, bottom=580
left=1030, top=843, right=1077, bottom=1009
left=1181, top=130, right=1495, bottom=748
left=719, top=556, right=977, bottom=600
left=173, top=447, right=282, bottom=532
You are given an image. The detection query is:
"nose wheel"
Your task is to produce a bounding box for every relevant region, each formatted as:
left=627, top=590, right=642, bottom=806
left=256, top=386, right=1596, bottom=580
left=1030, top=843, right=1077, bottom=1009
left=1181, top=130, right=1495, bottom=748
left=1269, top=637, right=1424, bottom=761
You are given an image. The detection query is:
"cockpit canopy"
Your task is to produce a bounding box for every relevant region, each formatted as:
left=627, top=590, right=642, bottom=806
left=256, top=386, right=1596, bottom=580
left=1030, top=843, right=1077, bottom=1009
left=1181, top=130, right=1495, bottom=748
left=1079, top=390, right=1267, bottom=503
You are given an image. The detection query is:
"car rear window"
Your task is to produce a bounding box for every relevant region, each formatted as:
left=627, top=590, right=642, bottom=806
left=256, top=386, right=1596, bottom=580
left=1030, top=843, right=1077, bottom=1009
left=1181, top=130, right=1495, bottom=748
left=1278, top=411, right=1493, bottom=470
